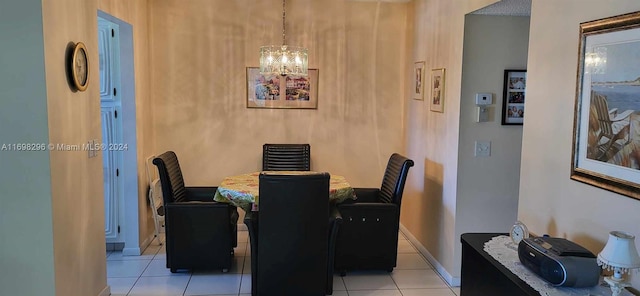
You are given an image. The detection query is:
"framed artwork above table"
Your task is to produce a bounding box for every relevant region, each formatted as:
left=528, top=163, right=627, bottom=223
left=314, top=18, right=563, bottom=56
left=246, top=67, right=319, bottom=109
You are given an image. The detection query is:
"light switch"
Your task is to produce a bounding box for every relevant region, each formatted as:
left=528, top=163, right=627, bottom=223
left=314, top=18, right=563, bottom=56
left=475, top=141, right=491, bottom=157
left=87, top=140, right=94, bottom=158
left=477, top=106, right=489, bottom=122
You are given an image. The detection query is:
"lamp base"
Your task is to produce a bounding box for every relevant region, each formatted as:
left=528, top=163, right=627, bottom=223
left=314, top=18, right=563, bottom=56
left=604, top=276, right=630, bottom=296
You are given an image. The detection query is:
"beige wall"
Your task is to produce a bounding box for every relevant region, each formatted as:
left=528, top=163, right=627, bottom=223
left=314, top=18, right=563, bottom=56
left=401, top=0, right=498, bottom=283
left=41, top=0, right=107, bottom=295
left=148, top=0, right=409, bottom=188
left=98, top=0, right=155, bottom=250
left=520, top=0, right=640, bottom=287
left=455, top=13, right=529, bottom=275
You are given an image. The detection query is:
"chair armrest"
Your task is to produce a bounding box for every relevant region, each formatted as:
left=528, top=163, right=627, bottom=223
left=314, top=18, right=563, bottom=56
left=338, top=188, right=379, bottom=204
left=166, top=201, right=230, bottom=210
left=185, top=186, right=218, bottom=201
left=164, top=202, right=233, bottom=235
left=243, top=211, right=258, bottom=249
left=611, top=109, right=633, bottom=122
left=329, top=204, right=343, bottom=224
left=338, top=202, right=399, bottom=223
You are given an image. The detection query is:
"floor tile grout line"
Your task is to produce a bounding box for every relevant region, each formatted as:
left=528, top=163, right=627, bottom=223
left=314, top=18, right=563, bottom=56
left=403, top=238, right=458, bottom=294
left=393, top=236, right=456, bottom=295
left=125, top=276, right=140, bottom=296
left=237, top=245, right=247, bottom=296
left=182, top=273, right=193, bottom=296
left=116, top=231, right=454, bottom=295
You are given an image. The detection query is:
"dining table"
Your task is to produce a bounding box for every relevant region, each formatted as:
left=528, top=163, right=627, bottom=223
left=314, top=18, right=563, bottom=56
left=213, top=171, right=356, bottom=212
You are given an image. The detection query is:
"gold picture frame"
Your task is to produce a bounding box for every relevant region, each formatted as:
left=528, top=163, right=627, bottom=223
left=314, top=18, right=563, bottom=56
left=430, top=68, right=445, bottom=112
left=570, top=11, right=640, bottom=200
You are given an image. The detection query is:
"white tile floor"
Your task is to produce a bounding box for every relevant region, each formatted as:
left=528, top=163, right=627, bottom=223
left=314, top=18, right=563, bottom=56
left=107, top=230, right=462, bottom=296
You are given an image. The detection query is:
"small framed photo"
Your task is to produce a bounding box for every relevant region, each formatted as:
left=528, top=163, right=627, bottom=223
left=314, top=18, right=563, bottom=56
left=501, top=70, right=527, bottom=125
left=246, top=67, right=319, bottom=109
left=413, top=61, right=425, bottom=100
left=430, top=68, right=445, bottom=112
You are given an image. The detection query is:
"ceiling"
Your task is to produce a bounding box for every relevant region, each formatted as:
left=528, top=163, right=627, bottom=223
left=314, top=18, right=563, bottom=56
left=471, top=0, right=531, bottom=16
left=345, top=0, right=531, bottom=16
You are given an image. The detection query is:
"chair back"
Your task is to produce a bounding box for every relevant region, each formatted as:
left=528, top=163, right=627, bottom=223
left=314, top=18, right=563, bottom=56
left=145, top=155, right=163, bottom=211
left=152, top=151, right=187, bottom=203
left=257, top=172, right=329, bottom=296
left=262, top=143, right=311, bottom=171
left=591, top=92, right=615, bottom=136
left=379, top=153, right=415, bottom=205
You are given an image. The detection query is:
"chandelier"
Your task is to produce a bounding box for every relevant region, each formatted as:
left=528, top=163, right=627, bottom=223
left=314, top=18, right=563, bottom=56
left=584, top=47, right=607, bottom=75
left=259, top=0, right=308, bottom=77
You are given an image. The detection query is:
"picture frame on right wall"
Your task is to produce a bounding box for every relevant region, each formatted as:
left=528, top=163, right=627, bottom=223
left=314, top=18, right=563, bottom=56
left=570, top=11, right=640, bottom=200
left=430, top=68, right=445, bottom=112
left=501, top=69, right=527, bottom=125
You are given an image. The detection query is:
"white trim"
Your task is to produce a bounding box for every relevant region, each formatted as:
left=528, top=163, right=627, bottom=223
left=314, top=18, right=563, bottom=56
left=399, top=224, right=461, bottom=287
left=122, top=247, right=142, bottom=256
left=98, top=285, right=110, bottom=296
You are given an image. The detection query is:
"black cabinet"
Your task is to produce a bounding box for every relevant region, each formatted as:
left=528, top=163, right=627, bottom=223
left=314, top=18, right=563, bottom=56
left=460, top=233, right=540, bottom=296
left=460, top=233, right=633, bottom=296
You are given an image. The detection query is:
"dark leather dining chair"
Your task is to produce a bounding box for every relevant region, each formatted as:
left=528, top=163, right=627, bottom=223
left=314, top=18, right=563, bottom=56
left=262, top=143, right=311, bottom=171
left=153, top=151, right=238, bottom=273
left=244, top=172, right=342, bottom=296
left=334, top=153, right=414, bottom=275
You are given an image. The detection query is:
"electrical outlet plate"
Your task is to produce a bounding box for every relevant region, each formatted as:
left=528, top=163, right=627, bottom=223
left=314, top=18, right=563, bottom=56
left=475, top=141, right=491, bottom=157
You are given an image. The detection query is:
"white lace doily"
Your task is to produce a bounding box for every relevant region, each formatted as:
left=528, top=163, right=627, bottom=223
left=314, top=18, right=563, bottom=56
left=483, top=235, right=624, bottom=296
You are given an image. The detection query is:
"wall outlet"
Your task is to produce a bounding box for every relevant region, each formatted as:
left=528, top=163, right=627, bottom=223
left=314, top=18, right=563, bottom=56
left=475, top=141, right=491, bottom=157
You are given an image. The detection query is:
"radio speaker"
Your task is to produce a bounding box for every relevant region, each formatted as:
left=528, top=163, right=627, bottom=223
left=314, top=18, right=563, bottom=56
left=518, top=237, right=600, bottom=288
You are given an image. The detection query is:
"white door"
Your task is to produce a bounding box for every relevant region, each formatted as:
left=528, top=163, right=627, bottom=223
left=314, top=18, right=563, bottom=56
left=99, top=17, right=124, bottom=242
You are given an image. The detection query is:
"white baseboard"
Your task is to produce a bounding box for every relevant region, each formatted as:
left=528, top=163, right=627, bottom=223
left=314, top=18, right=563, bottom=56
left=122, top=246, right=142, bottom=256
left=98, top=285, right=110, bottom=296
left=399, top=224, right=461, bottom=287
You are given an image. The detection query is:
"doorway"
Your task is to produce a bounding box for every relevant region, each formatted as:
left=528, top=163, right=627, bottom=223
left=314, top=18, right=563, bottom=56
left=98, top=11, right=141, bottom=255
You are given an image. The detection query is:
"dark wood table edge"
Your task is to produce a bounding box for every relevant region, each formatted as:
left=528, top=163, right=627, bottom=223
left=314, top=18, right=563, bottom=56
left=461, top=232, right=540, bottom=296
